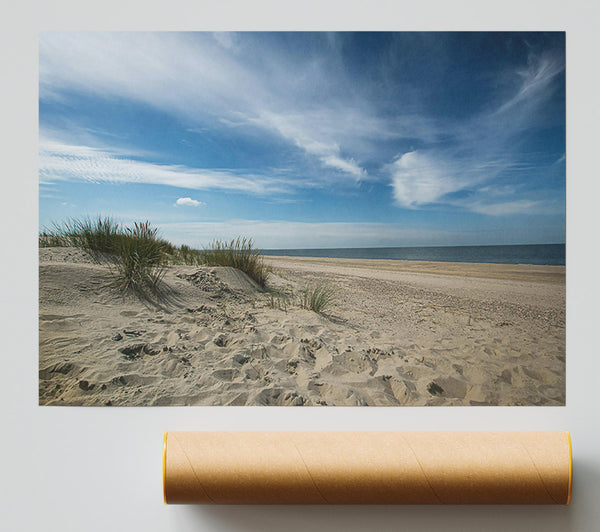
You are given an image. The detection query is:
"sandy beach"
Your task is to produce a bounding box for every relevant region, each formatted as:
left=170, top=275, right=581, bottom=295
left=39, top=248, right=565, bottom=406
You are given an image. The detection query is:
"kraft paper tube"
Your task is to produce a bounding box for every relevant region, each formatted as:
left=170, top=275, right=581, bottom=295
left=163, top=431, right=572, bottom=505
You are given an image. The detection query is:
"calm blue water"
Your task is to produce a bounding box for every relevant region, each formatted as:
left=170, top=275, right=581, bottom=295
left=261, top=244, right=565, bottom=266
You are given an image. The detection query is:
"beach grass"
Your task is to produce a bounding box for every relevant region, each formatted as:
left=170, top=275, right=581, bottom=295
left=40, top=218, right=272, bottom=291
left=299, top=281, right=336, bottom=314
left=267, top=288, right=290, bottom=312
left=39, top=217, right=121, bottom=252
left=110, top=221, right=169, bottom=293
left=202, top=237, right=271, bottom=287
left=39, top=217, right=171, bottom=293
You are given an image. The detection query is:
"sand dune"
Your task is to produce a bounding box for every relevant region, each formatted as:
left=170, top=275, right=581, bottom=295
left=39, top=248, right=565, bottom=406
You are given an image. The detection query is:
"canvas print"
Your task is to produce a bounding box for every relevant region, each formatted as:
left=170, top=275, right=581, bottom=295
left=39, top=32, right=565, bottom=406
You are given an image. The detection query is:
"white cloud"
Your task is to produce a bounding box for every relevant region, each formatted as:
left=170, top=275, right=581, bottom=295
left=39, top=138, right=289, bottom=194
left=39, top=32, right=260, bottom=113
left=389, top=151, right=471, bottom=207
left=175, top=197, right=205, bottom=207
left=389, top=149, right=564, bottom=216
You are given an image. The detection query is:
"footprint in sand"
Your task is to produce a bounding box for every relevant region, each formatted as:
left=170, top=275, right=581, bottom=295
left=498, top=369, right=512, bottom=384
left=166, top=330, right=182, bottom=347
left=250, top=387, right=305, bottom=406
left=231, top=353, right=250, bottom=366
left=213, top=333, right=230, bottom=347
left=452, top=364, right=464, bottom=376
left=323, top=351, right=378, bottom=376
left=376, top=375, right=417, bottom=405
left=78, top=380, right=94, bottom=391
left=426, top=377, right=468, bottom=399
left=212, top=368, right=239, bottom=382
left=39, top=362, right=75, bottom=379
left=119, top=343, right=161, bottom=359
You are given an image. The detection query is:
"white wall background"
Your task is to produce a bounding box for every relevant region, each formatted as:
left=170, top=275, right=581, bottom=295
left=2, top=1, right=599, bottom=530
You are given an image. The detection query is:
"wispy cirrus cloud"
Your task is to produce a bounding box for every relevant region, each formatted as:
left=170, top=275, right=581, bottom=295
left=388, top=47, right=565, bottom=214
left=39, top=137, right=288, bottom=194
left=493, top=50, right=566, bottom=117
left=249, top=111, right=367, bottom=180
left=39, top=32, right=404, bottom=182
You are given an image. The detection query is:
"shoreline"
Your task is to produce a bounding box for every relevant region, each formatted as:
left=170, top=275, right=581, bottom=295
left=264, top=255, right=565, bottom=284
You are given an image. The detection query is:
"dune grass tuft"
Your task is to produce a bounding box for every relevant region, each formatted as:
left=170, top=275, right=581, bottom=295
left=39, top=217, right=121, bottom=252
left=201, top=237, right=271, bottom=287
left=40, top=217, right=171, bottom=294
left=299, top=281, right=336, bottom=314
left=110, top=221, right=169, bottom=293
left=267, top=288, right=290, bottom=312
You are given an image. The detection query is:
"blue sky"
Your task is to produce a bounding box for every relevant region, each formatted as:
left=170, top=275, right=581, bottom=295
left=39, top=32, right=565, bottom=249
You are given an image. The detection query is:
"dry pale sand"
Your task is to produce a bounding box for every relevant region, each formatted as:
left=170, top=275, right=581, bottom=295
left=39, top=248, right=565, bottom=406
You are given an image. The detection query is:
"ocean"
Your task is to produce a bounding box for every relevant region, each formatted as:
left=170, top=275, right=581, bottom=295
left=261, top=243, right=565, bottom=266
